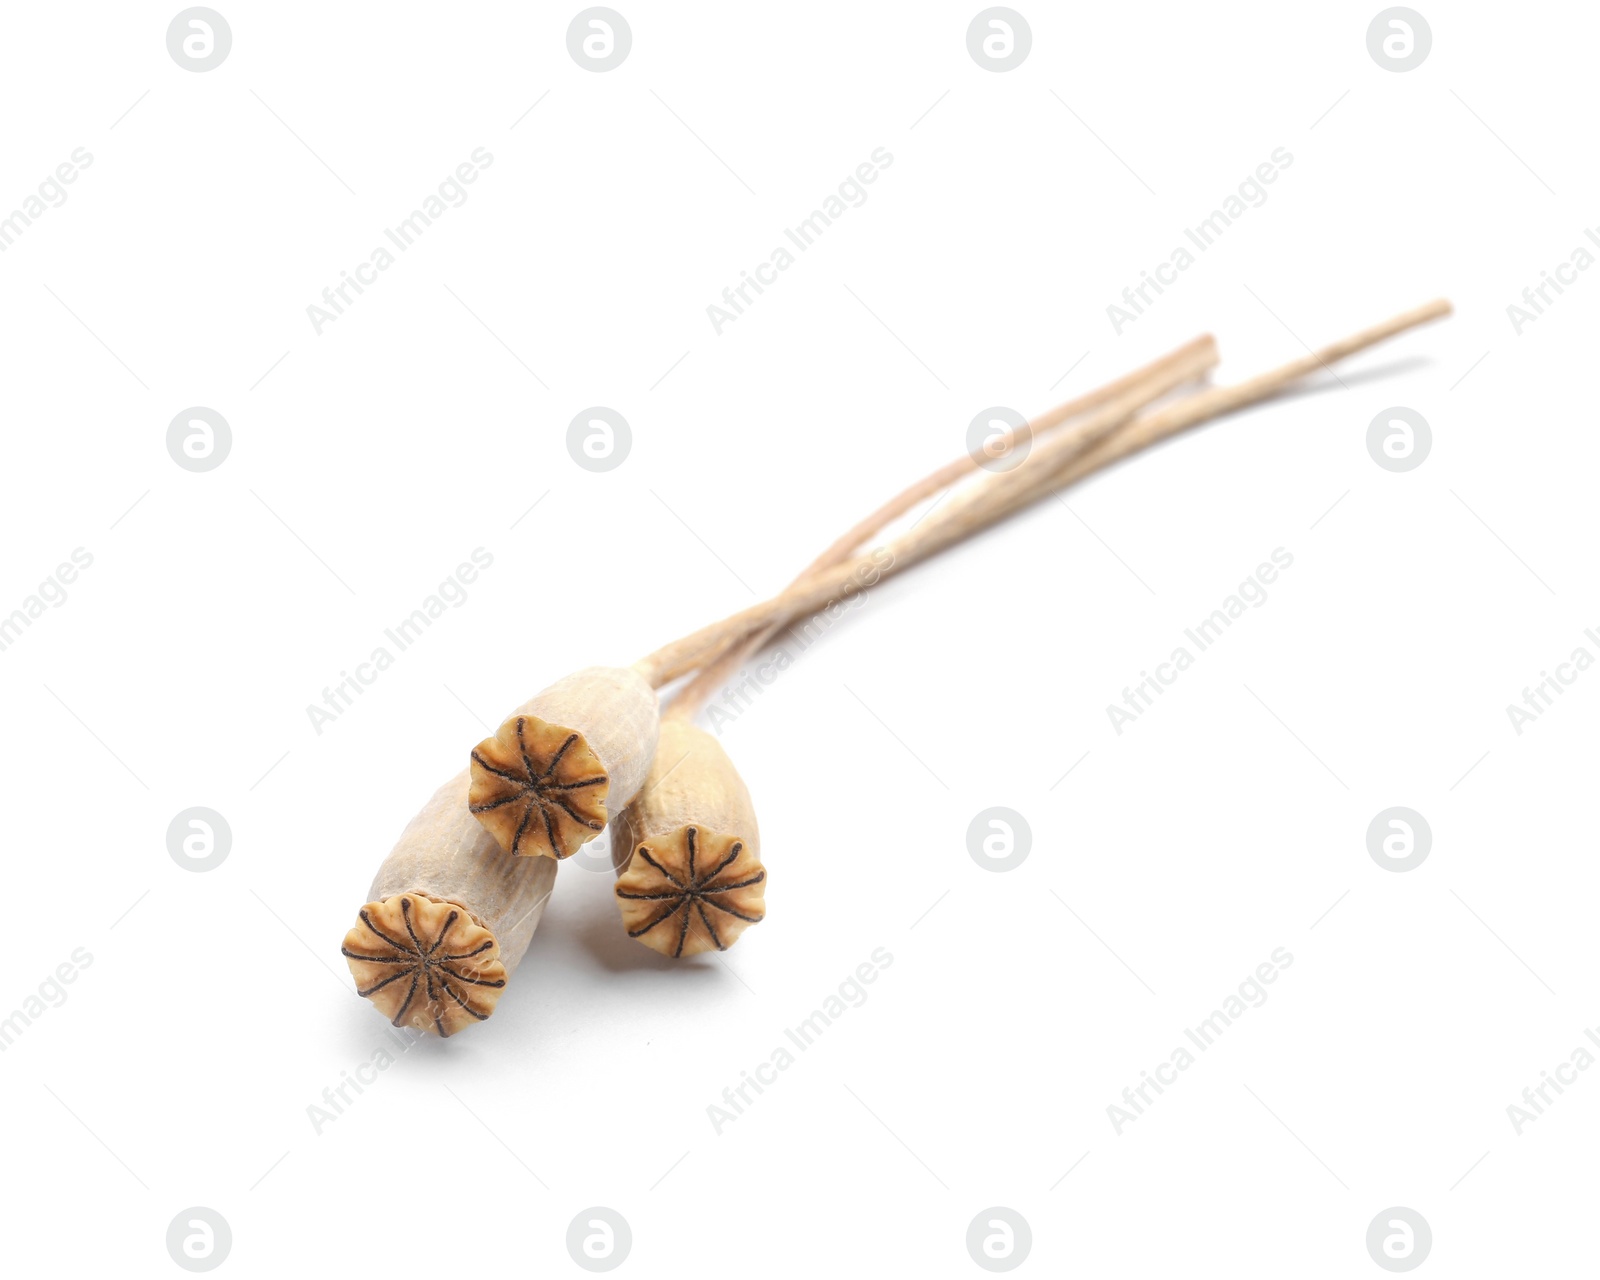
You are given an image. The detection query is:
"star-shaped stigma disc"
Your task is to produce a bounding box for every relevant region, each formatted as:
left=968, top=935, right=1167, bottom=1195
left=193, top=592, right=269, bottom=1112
left=342, top=894, right=507, bottom=1036
left=468, top=714, right=610, bottom=858
left=615, top=826, right=767, bottom=958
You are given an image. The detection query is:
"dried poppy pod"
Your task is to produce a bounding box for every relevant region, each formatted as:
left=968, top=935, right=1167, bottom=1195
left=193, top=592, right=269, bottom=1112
left=610, top=718, right=766, bottom=957
left=469, top=666, right=659, bottom=859
left=343, top=770, right=557, bottom=1036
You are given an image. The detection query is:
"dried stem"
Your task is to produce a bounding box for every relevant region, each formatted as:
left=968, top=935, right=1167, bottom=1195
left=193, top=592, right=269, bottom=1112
left=636, top=298, right=1451, bottom=689
left=972, top=297, right=1455, bottom=521
left=665, top=334, right=1218, bottom=721
left=634, top=333, right=1220, bottom=687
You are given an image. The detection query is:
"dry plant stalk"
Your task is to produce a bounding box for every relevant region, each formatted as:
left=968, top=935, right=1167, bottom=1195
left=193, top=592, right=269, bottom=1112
left=671, top=333, right=1220, bottom=717
left=635, top=300, right=1453, bottom=691
left=938, top=298, right=1457, bottom=533
left=631, top=333, right=1223, bottom=690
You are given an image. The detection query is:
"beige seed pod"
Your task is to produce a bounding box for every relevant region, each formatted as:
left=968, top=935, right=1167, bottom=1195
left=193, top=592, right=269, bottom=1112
left=469, top=666, right=659, bottom=859
left=611, top=719, right=766, bottom=958
left=343, top=770, right=557, bottom=1036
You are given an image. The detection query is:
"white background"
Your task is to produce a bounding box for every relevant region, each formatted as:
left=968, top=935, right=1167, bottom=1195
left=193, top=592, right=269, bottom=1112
left=1, top=2, right=1594, bottom=1275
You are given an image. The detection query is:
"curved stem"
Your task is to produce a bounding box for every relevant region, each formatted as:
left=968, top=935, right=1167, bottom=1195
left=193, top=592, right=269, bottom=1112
left=637, top=335, right=1218, bottom=687
left=664, top=335, right=1218, bottom=721
left=636, top=298, right=1451, bottom=690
